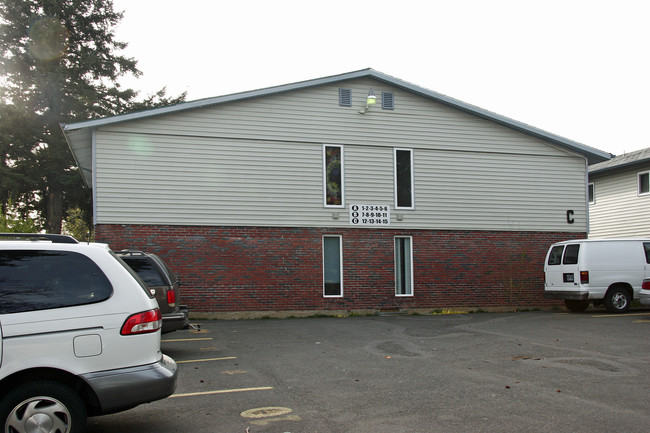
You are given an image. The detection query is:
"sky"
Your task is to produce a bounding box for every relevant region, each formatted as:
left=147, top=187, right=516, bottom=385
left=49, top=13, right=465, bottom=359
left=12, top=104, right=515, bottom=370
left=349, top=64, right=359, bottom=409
left=111, top=0, right=649, bottom=157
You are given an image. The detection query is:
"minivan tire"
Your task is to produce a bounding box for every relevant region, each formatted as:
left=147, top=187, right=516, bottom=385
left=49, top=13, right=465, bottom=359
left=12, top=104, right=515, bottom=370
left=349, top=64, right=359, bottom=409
left=0, top=381, right=87, bottom=433
left=604, top=286, right=631, bottom=313
left=564, top=299, right=590, bottom=312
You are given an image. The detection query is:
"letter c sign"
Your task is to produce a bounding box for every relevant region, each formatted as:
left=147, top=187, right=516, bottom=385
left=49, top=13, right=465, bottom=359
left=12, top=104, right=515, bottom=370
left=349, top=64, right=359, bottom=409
left=566, top=210, right=574, bottom=224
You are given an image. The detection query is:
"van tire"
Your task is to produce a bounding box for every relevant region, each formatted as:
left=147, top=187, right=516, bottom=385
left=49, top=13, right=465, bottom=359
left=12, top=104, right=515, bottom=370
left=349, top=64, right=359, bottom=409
left=564, top=300, right=589, bottom=312
left=604, top=286, right=631, bottom=313
left=0, top=381, right=86, bottom=433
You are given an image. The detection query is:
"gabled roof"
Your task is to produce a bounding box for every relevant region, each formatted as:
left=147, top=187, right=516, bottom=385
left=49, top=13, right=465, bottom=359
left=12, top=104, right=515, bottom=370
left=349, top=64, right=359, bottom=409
left=62, top=68, right=612, bottom=180
left=588, top=147, right=650, bottom=175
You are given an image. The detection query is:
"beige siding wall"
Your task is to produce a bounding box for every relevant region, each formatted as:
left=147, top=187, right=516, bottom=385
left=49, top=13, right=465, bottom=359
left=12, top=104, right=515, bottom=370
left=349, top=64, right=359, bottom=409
left=589, top=168, right=650, bottom=237
left=94, top=78, right=588, bottom=231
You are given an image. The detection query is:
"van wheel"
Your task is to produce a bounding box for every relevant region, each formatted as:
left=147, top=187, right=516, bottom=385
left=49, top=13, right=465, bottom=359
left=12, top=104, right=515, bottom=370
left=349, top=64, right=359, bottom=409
left=604, top=287, right=631, bottom=313
left=0, top=381, right=86, bottom=433
left=564, top=300, right=589, bottom=312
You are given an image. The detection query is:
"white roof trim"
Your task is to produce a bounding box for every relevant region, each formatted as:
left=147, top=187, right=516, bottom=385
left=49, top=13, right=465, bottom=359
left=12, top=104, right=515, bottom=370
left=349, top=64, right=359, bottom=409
left=61, top=68, right=612, bottom=164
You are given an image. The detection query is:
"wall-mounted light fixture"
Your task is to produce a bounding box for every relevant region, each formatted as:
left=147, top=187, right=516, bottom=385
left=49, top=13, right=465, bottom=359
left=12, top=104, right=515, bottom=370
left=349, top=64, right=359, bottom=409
left=359, top=88, right=377, bottom=114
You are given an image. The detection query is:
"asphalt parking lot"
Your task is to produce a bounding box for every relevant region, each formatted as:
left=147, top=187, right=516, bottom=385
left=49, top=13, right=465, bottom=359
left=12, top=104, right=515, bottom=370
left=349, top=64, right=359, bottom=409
left=87, top=309, right=650, bottom=433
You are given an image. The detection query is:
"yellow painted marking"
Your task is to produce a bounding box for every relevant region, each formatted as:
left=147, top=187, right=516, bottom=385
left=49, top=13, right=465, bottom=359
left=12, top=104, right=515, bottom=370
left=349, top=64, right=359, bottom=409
left=170, top=387, right=273, bottom=398
left=251, top=415, right=302, bottom=426
left=593, top=312, right=650, bottom=318
left=199, top=347, right=221, bottom=352
left=176, top=356, right=237, bottom=364
left=222, top=370, right=247, bottom=375
left=241, top=407, right=293, bottom=419
left=162, top=337, right=213, bottom=342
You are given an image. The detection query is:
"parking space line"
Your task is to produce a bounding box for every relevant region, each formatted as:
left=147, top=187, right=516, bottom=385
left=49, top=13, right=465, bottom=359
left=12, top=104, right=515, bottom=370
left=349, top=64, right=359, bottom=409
left=170, top=387, right=273, bottom=398
left=162, top=337, right=214, bottom=342
left=176, top=356, right=237, bottom=364
left=593, top=312, right=650, bottom=318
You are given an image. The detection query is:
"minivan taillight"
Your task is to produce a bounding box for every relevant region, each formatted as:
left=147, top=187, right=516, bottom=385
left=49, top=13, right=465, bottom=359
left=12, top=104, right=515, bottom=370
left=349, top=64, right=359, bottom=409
left=121, top=309, right=162, bottom=335
left=580, top=271, right=589, bottom=284
left=643, top=280, right=650, bottom=290
left=166, top=290, right=176, bottom=307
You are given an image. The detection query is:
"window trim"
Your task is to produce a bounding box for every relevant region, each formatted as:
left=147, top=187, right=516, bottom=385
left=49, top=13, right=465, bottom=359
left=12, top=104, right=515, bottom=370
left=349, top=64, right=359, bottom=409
left=323, top=144, right=345, bottom=208
left=395, top=236, right=414, bottom=297
left=588, top=182, right=595, bottom=204
left=394, top=148, right=414, bottom=210
left=323, top=235, right=343, bottom=298
left=638, top=171, right=649, bottom=196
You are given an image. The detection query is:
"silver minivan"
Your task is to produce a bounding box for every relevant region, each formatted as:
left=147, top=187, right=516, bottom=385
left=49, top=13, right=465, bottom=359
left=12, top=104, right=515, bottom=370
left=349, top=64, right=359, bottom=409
left=0, top=234, right=178, bottom=433
left=544, top=239, right=650, bottom=313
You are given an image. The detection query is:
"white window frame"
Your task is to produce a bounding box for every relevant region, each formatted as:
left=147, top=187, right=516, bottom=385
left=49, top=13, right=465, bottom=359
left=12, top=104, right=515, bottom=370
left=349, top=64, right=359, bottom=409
left=588, top=182, right=595, bottom=204
left=638, top=171, right=650, bottom=196
left=323, top=235, right=343, bottom=298
left=323, top=144, right=345, bottom=208
left=394, top=148, right=414, bottom=210
left=394, top=236, right=414, bottom=297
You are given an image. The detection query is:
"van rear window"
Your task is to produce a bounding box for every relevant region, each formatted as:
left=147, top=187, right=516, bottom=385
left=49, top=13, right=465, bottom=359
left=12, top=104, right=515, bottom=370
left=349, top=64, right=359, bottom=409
left=644, top=243, right=650, bottom=264
left=563, top=244, right=580, bottom=265
left=0, top=250, right=113, bottom=314
left=548, top=246, right=564, bottom=265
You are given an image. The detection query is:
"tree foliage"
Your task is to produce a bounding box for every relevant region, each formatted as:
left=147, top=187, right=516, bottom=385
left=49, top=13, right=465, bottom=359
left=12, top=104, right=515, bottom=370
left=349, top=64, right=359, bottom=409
left=0, top=0, right=185, bottom=233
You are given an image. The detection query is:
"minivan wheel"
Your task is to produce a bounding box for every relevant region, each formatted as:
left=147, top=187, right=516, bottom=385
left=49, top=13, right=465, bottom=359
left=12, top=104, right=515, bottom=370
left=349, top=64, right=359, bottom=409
left=564, top=299, right=590, bottom=312
left=604, top=287, right=631, bottom=313
left=0, top=381, right=86, bottom=433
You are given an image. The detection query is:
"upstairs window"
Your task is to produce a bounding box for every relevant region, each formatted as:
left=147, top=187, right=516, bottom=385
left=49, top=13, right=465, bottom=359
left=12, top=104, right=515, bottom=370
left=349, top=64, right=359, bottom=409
left=639, top=171, right=649, bottom=196
left=588, top=183, right=595, bottom=204
left=394, top=148, right=414, bottom=209
left=323, top=145, right=344, bottom=207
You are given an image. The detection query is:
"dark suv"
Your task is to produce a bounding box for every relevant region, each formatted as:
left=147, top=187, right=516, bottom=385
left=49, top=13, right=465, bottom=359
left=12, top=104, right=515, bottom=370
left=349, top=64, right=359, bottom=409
left=116, top=251, right=189, bottom=334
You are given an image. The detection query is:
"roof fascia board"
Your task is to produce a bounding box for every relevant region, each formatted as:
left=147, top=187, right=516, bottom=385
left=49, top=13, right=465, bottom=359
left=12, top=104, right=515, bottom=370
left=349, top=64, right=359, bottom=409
left=61, top=69, right=376, bottom=132
left=61, top=68, right=611, bottom=163
left=364, top=70, right=611, bottom=163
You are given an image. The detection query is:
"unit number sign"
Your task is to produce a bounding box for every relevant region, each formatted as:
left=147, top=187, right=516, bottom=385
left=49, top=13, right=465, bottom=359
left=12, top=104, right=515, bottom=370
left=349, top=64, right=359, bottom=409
left=349, top=204, right=390, bottom=226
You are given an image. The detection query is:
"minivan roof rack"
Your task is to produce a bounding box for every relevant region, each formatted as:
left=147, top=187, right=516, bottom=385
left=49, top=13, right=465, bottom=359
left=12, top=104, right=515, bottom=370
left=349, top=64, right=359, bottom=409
left=0, top=233, right=78, bottom=244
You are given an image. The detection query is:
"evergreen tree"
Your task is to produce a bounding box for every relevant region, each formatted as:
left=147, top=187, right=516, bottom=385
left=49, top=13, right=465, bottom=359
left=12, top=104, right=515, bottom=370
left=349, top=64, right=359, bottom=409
left=0, top=0, right=185, bottom=233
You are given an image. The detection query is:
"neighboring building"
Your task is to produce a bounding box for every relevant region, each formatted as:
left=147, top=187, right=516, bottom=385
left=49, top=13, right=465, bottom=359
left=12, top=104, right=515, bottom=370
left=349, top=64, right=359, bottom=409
left=588, top=147, right=650, bottom=238
left=62, top=69, right=611, bottom=316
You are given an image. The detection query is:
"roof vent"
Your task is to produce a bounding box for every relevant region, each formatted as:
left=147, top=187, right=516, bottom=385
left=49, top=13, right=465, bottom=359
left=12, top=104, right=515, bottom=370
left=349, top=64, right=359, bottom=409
left=382, top=92, right=394, bottom=110
left=339, top=88, right=352, bottom=107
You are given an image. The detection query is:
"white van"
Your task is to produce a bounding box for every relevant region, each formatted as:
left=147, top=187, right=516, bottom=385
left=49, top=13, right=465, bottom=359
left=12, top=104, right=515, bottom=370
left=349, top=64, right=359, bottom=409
left=544, top=239, right=650, bottom=313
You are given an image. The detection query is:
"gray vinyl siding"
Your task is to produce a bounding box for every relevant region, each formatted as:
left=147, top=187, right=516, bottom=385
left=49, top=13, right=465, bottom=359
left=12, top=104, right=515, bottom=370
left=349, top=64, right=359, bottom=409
left=93, top=78, right=587, bottom=231
left=588, top=168, right=650, bottom=237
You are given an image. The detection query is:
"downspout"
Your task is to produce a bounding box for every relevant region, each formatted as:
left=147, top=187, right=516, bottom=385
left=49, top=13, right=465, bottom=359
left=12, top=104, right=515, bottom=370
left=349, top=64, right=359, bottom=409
left=584, top=156, right=590, bottom=236
left=91, top=128, right=97, bottom=226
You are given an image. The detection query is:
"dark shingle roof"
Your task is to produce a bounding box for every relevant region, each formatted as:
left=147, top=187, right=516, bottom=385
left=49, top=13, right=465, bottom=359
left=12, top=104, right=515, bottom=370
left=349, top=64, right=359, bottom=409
left=589, top=147, right=650, bottom=174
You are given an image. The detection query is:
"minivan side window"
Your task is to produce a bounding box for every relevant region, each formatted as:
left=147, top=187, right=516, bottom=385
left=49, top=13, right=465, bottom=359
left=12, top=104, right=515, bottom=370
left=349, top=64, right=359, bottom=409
left=644, top=243, right=650, bottom=264
left=548, top=246, right=564, bottom=265
left=0, top=250, right=113, bottom=314
left=563, top=244, right=580, bottom=265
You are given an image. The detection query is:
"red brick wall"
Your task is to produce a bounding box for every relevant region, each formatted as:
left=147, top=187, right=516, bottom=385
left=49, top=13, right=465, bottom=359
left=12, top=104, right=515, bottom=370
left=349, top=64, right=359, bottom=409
left=97, top=224, right=578, bottom=313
